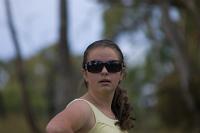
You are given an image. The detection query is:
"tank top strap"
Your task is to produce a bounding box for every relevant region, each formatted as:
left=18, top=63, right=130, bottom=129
left=74, top=99, right=118, bottom=124
left=66, top=99, right=128, bottom=133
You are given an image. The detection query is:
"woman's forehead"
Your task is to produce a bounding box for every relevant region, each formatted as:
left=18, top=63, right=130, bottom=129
left=87, top=47, right=119, bottom=61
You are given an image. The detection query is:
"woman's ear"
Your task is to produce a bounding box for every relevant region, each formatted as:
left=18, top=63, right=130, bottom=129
left=120, top=68, right=126, bottom=81
left=81, top=68, right=88, bottom=82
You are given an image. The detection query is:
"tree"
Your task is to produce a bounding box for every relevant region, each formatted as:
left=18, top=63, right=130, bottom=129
left=53, top=0, right=78, bottom=113
left=4, top=0, right=41, bottom=132
left=0, top=90, right=6, bottom=118
left=97, top=0, right=200, bottom=131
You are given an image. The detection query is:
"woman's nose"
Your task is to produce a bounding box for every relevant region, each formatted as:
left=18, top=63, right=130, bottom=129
left=101, top=66, right=108, bottom=74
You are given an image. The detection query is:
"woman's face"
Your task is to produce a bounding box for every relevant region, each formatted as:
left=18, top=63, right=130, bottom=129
left=83, top=47, right=124, bottom=94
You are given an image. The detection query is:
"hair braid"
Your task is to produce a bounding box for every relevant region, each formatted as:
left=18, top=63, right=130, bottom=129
left=112, top=86, right=135, bottom=130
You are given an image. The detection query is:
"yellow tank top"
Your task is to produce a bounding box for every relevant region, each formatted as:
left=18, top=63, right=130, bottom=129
left=75, top=99, right=128, bottom=133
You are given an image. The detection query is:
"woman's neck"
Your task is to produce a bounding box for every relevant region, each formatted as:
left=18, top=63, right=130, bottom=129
left=82, top=90, right=117, bottom=119
left=83, top=91, right=114, bottom=109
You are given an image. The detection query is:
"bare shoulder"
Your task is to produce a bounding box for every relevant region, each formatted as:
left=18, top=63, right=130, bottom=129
left=46, top=99, right=94, bottom=133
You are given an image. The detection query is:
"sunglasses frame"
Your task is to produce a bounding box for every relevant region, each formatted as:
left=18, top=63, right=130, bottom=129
left=84, top=60, right=124, bottom=73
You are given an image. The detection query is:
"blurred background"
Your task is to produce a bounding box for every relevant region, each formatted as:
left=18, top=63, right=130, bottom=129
left=0, top=0, right=200, bottom=133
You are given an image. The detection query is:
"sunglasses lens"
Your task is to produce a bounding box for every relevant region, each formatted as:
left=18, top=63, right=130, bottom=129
left=105, top=61, right=122, bottom=73
left=86, top=61, right=103, bottom=73
left=85, top=60, right=123, bottom=73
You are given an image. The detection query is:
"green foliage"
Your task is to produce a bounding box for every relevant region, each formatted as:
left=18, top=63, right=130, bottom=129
left=99, top=0, right=200, bottom=132
left=157, top=72, right=200, bottom=131
left=0, top=43, right=83, bottom=129
left=2, top=71, right=22, bottom=112
left=104, top=5, right=125, bottom=38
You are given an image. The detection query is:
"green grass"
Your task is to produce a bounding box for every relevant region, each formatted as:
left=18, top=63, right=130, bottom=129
left=0, top=113, right=48, bottom=133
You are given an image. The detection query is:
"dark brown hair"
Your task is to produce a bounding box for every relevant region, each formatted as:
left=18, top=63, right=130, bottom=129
left=82, top=39, right=135, bottom=130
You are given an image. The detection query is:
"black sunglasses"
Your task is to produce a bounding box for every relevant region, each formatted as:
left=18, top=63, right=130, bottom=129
left=84, top=60, right=123, bottom=73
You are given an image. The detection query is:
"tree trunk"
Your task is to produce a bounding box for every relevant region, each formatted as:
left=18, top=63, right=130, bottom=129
left=0, top=91, right=6, bottom=118
left=160, top=2, right=200, bottom=132
left=46, top=63, right=57, bottom=118
left=5, top=0, right=40, bottom=132
left=54, top=0, right=77, bottom=112
left=182, top=0, right=200, bottom=32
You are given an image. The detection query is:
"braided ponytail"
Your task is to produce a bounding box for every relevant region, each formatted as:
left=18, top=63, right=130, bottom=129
left=112, top=86, right=135, bottom=130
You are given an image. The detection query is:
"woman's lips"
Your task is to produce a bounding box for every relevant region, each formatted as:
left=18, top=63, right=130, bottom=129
left=99, top=79, right=111, bottom=84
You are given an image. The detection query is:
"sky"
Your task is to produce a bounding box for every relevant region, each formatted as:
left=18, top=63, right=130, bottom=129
left=0, top=0, right=150, bottom=66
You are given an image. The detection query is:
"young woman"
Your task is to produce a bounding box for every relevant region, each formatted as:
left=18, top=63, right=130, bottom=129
left=46, top=39, right=134, bottom=133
